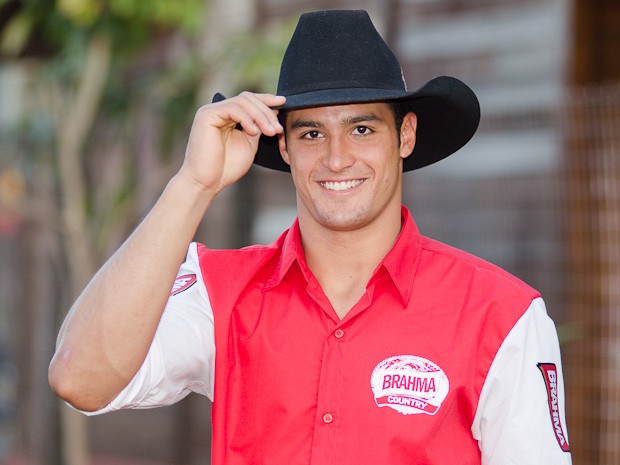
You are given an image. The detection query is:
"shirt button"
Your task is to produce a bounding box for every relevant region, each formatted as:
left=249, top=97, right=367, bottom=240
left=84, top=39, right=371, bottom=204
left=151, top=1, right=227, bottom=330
left=334, top=329, right=344, bottom=339
left=323, top=413, right=333, bottom=424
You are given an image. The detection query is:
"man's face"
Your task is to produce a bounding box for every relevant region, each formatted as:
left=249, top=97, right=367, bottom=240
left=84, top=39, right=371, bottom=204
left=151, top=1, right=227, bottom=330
left=278, top=102, right=416, bottom=233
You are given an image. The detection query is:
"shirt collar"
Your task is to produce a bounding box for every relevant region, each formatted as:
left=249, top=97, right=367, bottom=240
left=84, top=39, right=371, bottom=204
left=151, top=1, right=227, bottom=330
left=264, top=218, right=305, bottom=290
left=265, top=206, right=422, bottom=305
left=378, top=205, right=422, bottom=305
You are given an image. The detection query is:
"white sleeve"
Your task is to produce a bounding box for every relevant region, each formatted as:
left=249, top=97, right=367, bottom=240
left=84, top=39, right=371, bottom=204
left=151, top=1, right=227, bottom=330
left=472, top=297, right=572, bottom=464
left=82, top=242, right=215, bottom=416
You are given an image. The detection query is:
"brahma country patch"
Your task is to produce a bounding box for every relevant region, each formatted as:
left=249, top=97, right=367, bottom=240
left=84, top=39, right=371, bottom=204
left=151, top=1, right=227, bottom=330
left=170, top=274, right=197, bottom=296
left=370, top=355, right=449, bottom=416
left=537, top=362, right=570, bottom=452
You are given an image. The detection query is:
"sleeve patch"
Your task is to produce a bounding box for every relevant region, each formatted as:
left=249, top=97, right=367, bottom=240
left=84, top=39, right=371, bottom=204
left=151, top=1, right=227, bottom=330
left=537, top=362, right=570, bottom=452
left=170, top=274, right=197, bottom=296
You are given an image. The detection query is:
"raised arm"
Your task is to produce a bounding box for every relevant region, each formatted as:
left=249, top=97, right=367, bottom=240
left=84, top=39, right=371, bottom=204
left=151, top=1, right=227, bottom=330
left=48, top=92, right=285, bottom=411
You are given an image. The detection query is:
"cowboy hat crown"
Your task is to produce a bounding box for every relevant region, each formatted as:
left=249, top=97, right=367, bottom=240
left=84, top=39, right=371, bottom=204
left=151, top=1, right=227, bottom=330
left=214, top=9, right=481, bottom=172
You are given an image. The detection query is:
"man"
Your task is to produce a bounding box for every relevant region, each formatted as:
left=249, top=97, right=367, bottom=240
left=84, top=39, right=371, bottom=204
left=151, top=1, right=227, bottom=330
left=49, top=9, right=572, bottom=465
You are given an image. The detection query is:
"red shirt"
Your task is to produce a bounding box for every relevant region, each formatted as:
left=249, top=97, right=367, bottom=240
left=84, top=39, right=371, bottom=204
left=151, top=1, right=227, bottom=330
left=93, top=206, right=571, bottom=464
left=197, top=207, right=570, bottom=465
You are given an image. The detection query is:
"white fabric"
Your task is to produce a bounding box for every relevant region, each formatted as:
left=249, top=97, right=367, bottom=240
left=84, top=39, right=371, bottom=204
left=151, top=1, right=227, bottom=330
left=82, top=243, right=215, bottom=415
left=472, top=297, right=572, bottom=464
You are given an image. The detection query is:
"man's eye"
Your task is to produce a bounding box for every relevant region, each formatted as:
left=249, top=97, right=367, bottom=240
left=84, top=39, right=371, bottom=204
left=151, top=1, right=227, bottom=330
left=302, top=130, right=322, bottom=139
left=353, top=126, right=372, bottom=135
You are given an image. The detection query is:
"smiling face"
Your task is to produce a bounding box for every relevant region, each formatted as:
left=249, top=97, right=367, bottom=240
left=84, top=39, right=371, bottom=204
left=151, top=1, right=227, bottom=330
left=278, top=102, right=417, bottom=234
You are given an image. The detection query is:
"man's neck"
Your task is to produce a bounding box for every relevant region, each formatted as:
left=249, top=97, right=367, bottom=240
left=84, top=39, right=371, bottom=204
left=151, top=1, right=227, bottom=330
left=299, top=209, right=403, bottom=319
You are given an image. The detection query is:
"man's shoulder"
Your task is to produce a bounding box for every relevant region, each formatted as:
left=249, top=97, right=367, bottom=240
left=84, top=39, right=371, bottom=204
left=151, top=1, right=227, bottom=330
left=190, top=237, right=286, bottom=316
left=417, top=234, right=540, bottom=299
left=195, top=240, right=282, bottom=275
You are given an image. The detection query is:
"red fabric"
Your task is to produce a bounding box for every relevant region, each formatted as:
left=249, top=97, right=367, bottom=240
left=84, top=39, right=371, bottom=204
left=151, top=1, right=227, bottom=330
left=199, top=207, right=539, bottom=465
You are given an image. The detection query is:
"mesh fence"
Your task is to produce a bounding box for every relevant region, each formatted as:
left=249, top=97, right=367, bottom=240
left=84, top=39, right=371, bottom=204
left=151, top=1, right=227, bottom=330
left=563, top=81, right=620, bottom=465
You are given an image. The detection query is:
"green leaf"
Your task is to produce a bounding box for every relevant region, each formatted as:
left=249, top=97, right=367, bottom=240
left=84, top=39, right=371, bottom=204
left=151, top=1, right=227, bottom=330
left=56, top=0, right=103, bottom=27
left=0, top=10, right=35, bottom=55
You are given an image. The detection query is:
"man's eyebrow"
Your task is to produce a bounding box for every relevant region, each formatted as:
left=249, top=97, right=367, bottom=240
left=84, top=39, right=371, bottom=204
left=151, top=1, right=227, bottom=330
left=344, top=113, right=385, bottom=125
left=289, top=119, right=324, bottom=130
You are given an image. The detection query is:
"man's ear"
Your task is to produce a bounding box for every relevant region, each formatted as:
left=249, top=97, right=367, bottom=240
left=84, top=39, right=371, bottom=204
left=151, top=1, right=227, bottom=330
left=278, top=133, right=291, bottom=166
left=399, top=112, right=417, bottom=160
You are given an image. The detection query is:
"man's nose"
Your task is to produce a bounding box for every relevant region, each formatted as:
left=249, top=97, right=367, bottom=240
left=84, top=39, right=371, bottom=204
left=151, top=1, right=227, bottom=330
left=323, top=136, right=355, bottom=172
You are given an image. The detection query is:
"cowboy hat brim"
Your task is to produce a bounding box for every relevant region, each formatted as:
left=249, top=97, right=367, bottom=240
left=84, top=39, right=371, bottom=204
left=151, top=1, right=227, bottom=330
left=213, top=75, right=479, bottom=172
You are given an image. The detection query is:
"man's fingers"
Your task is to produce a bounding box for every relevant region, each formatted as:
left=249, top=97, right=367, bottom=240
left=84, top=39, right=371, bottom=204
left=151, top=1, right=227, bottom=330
left=241, top=92, right=286, bottom=135
left=213, top=92, right=285, bottom=137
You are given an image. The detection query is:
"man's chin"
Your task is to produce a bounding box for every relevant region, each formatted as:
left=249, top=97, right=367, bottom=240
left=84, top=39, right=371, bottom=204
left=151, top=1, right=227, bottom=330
left=313, top=209, right=371, bottom=232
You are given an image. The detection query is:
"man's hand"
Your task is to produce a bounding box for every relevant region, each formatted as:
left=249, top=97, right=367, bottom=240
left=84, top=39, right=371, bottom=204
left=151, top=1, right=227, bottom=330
left=179, top=92, right=286, bottom=197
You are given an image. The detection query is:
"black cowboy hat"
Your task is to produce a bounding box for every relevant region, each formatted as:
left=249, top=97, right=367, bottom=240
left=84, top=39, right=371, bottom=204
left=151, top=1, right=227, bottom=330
left=213, top=9, right=480, bottom=172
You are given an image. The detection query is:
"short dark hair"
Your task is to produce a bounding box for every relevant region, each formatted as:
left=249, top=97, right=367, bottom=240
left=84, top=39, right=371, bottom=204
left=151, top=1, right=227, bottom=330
left=388, top=100, right=408, bottom=144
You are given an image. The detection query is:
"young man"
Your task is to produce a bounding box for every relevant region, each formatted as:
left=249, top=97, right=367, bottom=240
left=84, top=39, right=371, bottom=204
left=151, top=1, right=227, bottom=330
left=49, top=10, right=572, bottom=465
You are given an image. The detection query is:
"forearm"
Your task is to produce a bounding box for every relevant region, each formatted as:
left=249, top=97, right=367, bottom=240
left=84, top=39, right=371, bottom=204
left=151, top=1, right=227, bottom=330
left=49, top=172, right=215, bottom=411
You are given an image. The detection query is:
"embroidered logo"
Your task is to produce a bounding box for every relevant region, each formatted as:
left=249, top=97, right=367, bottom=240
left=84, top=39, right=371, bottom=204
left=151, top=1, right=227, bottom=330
left=537, top=363, right=570, bottom=452
left=370, top=355, right=449, bottom=416
left=170, top=274, right=197, bottom=296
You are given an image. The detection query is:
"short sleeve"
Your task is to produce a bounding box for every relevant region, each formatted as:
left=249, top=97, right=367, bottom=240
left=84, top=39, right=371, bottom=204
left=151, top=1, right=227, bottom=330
left=82, top=242, right=215, bottom=415
left=471, top=297, right=572, bottom=464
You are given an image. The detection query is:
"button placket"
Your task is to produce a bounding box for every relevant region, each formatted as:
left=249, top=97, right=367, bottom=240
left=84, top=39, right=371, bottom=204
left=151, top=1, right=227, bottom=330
left=309, top=325, right=347, bottom=464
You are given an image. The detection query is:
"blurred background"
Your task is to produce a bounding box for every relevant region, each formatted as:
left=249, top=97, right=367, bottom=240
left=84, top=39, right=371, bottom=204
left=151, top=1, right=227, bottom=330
left=0, top=0, right=618, bottom=464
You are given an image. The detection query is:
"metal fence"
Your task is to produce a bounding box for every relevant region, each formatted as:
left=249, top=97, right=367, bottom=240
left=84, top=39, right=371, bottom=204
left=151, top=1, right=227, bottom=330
left=563, top=81, right=620, bottom=465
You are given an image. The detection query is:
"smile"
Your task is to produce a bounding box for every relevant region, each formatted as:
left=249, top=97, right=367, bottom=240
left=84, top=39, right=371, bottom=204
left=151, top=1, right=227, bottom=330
left=320, top=179, right=365, bottom=191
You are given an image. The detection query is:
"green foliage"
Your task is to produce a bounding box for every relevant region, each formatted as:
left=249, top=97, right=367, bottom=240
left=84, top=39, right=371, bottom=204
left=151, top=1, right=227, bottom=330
left=107, top=0, right=204, bottom=33
left=57, top=0, right=103, bottom=27
left=2, top=0, right=294, bottom=257
left=0, top=9, right=35, bottom=54
left=0, top=0, right=205, bottom=57
left=221, top=19, right=296, bottom=94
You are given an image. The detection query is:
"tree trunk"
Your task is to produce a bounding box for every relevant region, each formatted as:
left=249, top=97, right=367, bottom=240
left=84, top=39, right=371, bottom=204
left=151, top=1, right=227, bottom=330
left=55, top=33, right=112, bottom=465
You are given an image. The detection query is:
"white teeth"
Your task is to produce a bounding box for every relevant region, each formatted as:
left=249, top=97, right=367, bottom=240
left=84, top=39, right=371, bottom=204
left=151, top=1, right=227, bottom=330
left=321, top=179, right=364, bottom=191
